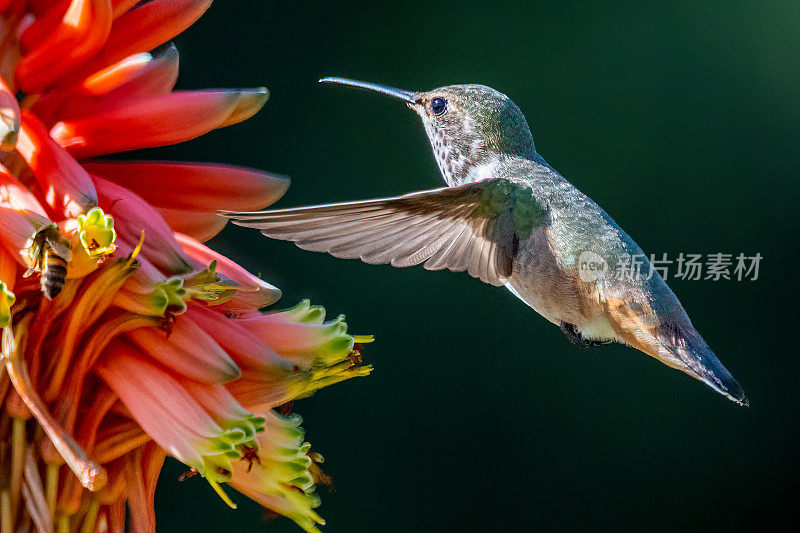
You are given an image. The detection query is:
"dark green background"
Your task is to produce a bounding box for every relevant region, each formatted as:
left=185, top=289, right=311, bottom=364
left=152, top=1, right=798, bottom=531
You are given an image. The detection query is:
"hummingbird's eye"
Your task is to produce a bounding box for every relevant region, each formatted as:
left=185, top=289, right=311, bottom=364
left=429, top=97, right=447, bottom=116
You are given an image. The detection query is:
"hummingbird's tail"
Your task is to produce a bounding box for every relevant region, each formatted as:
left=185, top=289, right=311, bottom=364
left=653, top=321, right=748, bottom=406
left=606, top=296, right=747, bottom=406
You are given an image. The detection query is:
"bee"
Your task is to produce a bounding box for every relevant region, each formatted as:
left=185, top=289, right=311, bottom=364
left=25, top=226, right=72, bottom=300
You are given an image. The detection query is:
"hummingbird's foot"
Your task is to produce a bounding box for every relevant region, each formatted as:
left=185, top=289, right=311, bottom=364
left=559, top=321, right=612, bottom=349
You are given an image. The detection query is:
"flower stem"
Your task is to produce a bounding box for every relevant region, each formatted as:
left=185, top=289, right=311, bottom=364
left=56, top=513, right=70, bottom=533
left=79, top=498, right=99, bottom=533
left=10, top=416, right=25, bottom=524
left=46, top=463, right=59, bottom=519
left=0, top=489, right=12, bottom=533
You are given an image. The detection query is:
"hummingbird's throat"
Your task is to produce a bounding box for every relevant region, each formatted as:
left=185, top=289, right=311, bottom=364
left=424, top=118, right=498, bottom=186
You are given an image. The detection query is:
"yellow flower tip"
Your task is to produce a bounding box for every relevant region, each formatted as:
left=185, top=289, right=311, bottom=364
left=352, top=334, right=375, bottom=344
left=0, top=282, right=14, bottom=328
left=75, top=207, right=116, bottom=258
left=220, top=87, right=270, bottom=128
left=350, top=364, right=374, bottom=378
left=207, top=480, right=237, bottom=509
left=183, top=260, right=238, bottom=304
left=153, top=278, right=188, bottom=316
left=56, top=208, right=117, bottom=278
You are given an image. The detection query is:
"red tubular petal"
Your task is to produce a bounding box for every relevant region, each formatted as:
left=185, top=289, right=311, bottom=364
left=63, top=45, right=180, bottom=120
left=82, top=160, right=289, bottom=212
left=18, top=1, right=70, bottom=52
left=106, top=501, right=126, bottom=533
left=111, top=0, right=139, bottom=17
left=26, top=0, right=67, bottom=14
left=0, top=246, right=16, bottom=288
left=186, top=305, right=289, bottom=372
left=32, top=45, right=179, bottom=124
left=94, top=338, right=223, bottom=466
left=93, top=176, right=193, bottom=274
left=0, top=163, right=48, bottom=216
left=58, top=0, right=211, bottom=87
left=0, top=207, right=46, bottom=265
left=16, top=0, right=113, bottom=94
left=16, top=111, right=97, bottom=218
left=0, top=75, right=20, bottom=150
left=50, top=88, right=268, bottom=159
left=84, top=43, right=179, bottom=98
left=125, top=318, right=241, bottom=384
left=81, top=53, right=162, bottom=96
left=155, top=206, right=228, bottom=242
left=126, top=444, right=164, bottom=533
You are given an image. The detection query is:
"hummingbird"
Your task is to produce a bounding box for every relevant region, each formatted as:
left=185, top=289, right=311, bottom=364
left=222, top=77, right=747, bottom=406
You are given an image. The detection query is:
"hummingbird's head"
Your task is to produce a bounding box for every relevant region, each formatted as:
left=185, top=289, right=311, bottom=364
left=320, top=78, right=536, bottom=186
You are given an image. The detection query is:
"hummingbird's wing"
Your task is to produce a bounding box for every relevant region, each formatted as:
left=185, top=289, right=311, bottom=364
left=222, top=179, right=533, bottom=286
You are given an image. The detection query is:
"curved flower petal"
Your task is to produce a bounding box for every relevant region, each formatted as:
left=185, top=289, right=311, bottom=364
left=15, top=0, right=113, bottom=93
left=80, top=51, right=162, bottom=96
left=51, top=88, right=269, bottom=159
left=0, top=164, right=48, bottom=216
left=125, top=315, right=241, bottom=384
left=59, top=0, right=211, bottom=88
left=0, top=245, right=15, bottom=289
left=240, top=308, right=355, bottom=362
left=16, top=111, right=98, bottom=218
left=186, top=305, right=302, bottom=410
left=32, top=44, right=180, bottom=123
left=185, top=305, right=289, bottom=373
left=93, top=176, right=192, bottom=274
left=236, top=301, right=372, bottom=402
left=155, top=206, right=228, bottom=242
left=18, top=1, right=69, bottom=52
left=111, top=0, right=139, bottom=17
left=122, top=444, right=164, bottom=533
left=94, top=338, right=229, bottom=473
left=82, top=160, right=289, bottom=212
left=85, top=42, right=179, bottom=99
left=95, top=338, right=265, bottom=495
left=0, top=206, right=52, bottom=263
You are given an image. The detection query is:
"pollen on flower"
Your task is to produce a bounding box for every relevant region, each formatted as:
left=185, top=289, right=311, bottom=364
left=0, top=3, right=371, bottom=533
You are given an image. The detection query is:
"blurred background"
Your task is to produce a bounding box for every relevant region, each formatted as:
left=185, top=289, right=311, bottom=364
left=151, top=1, right=798, bottom=531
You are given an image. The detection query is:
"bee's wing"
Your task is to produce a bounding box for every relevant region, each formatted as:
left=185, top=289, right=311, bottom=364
left=222, top=179, right=537, bottom=287
left=44, top=234, right=72, bottom=261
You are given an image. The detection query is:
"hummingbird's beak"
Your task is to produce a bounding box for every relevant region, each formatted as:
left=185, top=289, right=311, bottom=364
left=319, top=77, right=419, bottom=104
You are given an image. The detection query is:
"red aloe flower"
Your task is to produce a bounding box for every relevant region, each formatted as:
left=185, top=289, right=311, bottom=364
left=0, top=2, right=372, bottom=532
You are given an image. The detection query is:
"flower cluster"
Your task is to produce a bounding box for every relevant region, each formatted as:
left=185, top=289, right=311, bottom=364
left=0, top=2, right=371, bottom=532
